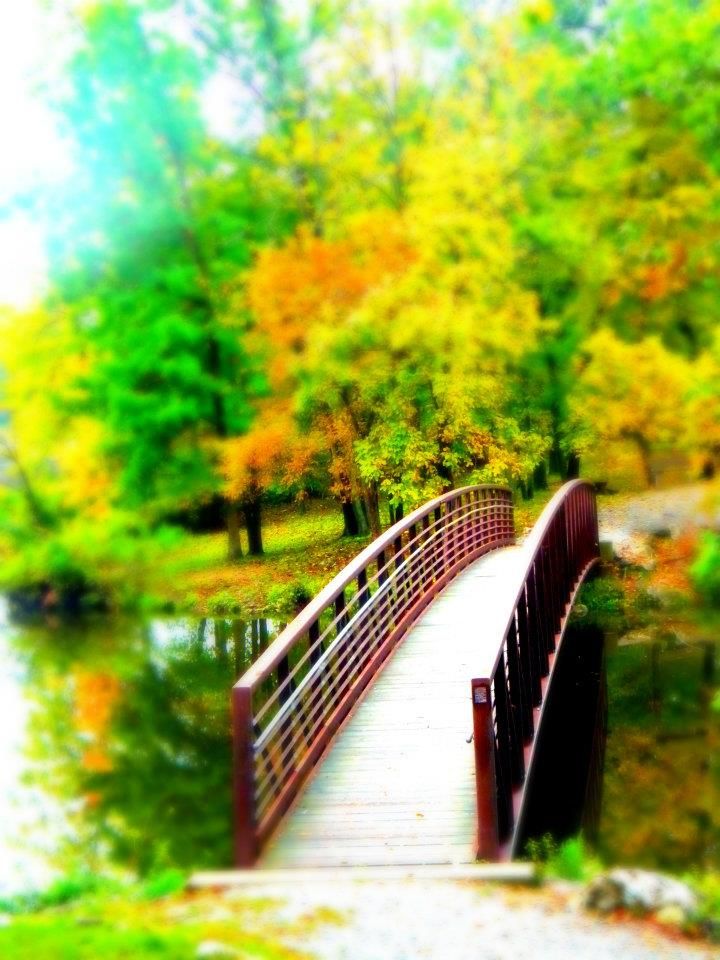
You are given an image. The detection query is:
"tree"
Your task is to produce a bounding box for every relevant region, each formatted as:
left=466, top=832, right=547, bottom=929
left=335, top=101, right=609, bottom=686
left=246, top=209, right=417, bottom=534
left=39, top=0, right=284, bottom=560
left=222, top=404, right=322, bottom=554
left=567, top=330, right=692, bottom=487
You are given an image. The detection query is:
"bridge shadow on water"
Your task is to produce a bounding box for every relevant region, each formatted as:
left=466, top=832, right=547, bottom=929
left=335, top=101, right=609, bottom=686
left=516, top=614, right=608, bottom=856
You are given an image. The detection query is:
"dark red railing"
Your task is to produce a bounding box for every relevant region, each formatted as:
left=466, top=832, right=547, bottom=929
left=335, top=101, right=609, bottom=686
left=471, top=480, right=600, bottom=860
left=233, top=485, right=514, bottom=865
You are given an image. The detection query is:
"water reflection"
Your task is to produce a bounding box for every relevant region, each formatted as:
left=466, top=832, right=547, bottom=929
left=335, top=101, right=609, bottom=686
left=519, top=602, right=720, bottom=872
left=517, top=621, right=608, bottom=852
left=600, top=632, right=720, bottom=870
left=2, top=588, right=719, bottom=893
left=0, top=610, right=280, bottom=893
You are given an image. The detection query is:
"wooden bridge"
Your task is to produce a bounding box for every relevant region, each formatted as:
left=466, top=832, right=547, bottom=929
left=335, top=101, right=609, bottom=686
left=232, top=480, right=600, bottom=867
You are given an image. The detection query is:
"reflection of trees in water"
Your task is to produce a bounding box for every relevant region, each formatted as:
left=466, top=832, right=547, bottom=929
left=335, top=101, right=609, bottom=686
left=600, top=635, right=720, bottom=872
left=13, top=616, right=278, bottom=875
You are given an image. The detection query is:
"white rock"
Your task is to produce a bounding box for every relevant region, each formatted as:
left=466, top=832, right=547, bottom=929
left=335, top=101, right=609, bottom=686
left=584, top=869, right=698, bottom=917
left=604, top=529, right=656, bottom=570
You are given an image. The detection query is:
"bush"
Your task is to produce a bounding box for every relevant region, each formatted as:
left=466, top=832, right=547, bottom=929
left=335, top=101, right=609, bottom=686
left=266, top=579, right=315, bottom=618
left=0, top=871, right=118, bottom=915
left=526, top=834, right=601, bottom=883
left=139, top=869, right=186, bottom=901
left=691, top=532, right=720, bottom=606
left=206, top=589, right=243, bottom=615
left=575, top=578, right=627, bottom=630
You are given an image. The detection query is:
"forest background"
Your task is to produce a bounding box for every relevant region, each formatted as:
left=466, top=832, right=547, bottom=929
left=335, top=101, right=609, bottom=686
left=3, top=0, right=720, bottom=615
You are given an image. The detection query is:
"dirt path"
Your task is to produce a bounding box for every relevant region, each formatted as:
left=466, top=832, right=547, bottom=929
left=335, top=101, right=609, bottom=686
left=598, top=482, right=719, bottom=537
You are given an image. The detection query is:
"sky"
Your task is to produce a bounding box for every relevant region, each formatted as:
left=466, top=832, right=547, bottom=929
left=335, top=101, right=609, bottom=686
left=0, top=2, right=73, bottom=307
left=0, top=0, right=249, bottom=308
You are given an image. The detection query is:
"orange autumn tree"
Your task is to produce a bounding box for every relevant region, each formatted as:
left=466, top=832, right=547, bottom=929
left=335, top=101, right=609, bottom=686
left=245, top=210, right=417, bottom=536
left=222, top=405, right=323, bottom=555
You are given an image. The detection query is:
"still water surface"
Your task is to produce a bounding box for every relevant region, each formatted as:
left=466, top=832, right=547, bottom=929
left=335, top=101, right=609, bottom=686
left=0, top=600, right=717, bottom=894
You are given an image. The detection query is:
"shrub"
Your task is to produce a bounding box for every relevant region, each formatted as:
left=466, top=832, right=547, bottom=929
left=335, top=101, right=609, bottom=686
left=691, top=532, right=720, bottom=606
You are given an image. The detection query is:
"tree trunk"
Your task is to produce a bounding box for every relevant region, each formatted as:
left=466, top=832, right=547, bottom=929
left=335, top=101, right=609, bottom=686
left=533, top=460, right=548, bottom=490
left=244, top=497, right=264, bottom=555
left=637, top=439, right=656, bottom=488
left=226, top=500, right=243, bottom=561
left=549, top=440, right=565, bottom=477
left=566, top=451, right=581, bottom=480
left=341, top=500, right=360, bottom=537
left=363, top=486, right=382, bottom=538
left=389, top=502, right=404, bottom=525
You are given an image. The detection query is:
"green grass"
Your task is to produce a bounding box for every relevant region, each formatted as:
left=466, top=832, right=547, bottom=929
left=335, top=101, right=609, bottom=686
left=152, top=484, right=562, bottom=617
left=0, top=885, right=306, bottom=960
left=155, top=499, right=368, bottom=616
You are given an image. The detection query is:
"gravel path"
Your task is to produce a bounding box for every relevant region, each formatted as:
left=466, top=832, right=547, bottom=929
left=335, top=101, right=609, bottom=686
left=598, top=482, right=720, bottom=537
left=231, top=876, right=716, bottom=960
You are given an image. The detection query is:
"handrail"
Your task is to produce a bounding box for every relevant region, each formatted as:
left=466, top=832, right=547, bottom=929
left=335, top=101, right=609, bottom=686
left=233, top=484, right=515, bottom=865
left=470, top=480, right=600, bottom=860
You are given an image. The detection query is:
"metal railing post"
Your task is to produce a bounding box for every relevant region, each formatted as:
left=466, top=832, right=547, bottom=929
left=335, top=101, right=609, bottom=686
left=233, top=684, right=257, bottom=866
left=472, top=678, right=500, bottom=860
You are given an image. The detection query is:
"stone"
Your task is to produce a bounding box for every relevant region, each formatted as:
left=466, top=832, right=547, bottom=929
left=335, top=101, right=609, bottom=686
left=196, top=941, right=239, bottom=959
left=584, top=869, right=698, bottom=918
left=605, top=529, right=656, bottom=570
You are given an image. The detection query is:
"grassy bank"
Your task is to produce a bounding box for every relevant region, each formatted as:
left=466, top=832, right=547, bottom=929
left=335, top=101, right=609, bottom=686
left=0, top=875, right=309, bottom=960
left=155, top=500, right=368, bottom=617
left=152, top=487, right=558, bottom=617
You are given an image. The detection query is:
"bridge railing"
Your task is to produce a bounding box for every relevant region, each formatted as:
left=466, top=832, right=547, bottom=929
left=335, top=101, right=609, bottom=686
left=471, top=479, right=599, bottom=860
left=233, top=484, right=514, bottom=865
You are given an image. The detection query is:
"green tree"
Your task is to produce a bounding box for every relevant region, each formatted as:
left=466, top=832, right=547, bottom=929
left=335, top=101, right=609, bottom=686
left=41, top=1, right=285, bottom=559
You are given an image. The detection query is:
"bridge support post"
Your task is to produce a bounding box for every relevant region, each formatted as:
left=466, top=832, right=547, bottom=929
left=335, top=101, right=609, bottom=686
left=232, top=685, right=258, bottom=867
left=471, top=678, right=500, bottom=860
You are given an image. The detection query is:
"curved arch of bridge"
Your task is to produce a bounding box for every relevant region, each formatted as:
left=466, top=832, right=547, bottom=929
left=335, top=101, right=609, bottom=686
left=232, top=480, right=599, bottom=868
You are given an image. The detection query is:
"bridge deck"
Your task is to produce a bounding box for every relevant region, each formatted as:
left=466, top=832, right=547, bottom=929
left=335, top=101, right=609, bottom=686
left=261, top=545, right=525, bottom=868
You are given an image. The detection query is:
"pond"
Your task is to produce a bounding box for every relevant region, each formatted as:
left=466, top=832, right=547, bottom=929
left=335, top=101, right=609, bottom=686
left=0, top=584, right=718, bottom=895
left=0, top=605, right=281, bottom=895
left=599, top=629, right=720, bottom=870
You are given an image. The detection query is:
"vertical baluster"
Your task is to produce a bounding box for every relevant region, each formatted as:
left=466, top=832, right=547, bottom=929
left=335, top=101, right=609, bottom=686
left=550, top=514, right=564, bottom=645
left=334, top=589, right=350, bottom=697
left=471, top=488, right=481, bottom=552
left=515, top=586, right=536, bottom=737
left=393, top=531, right=407, bottom=616
left=540, top=543, right=555, bottom=653
left=276, top=653, right=298, bottom=775
left=445, top=497, right=455, bottom=568
left=557, top=503, right=570, bottom=615
left=375, top=550, right=390, bottom=648
left=407, top=522, right=418, bottom=596
left=529, top=560, right=549, bottom=680
left=306, top=619, right=323, bottom=734
left=504, top=620, right=526, bottom=784
left=356, top=568, right=370, bottom=677
left=492, top=660, right=514, bottom=841
left=463, top=493, right=472, bottom=560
